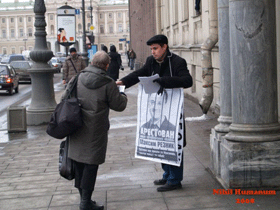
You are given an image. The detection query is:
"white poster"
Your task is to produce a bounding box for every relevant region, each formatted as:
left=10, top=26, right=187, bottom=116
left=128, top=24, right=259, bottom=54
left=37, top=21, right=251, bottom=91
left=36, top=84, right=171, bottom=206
left=57, top=16, right=76, bottom=44
left=135, top=79, right=184, bottom=166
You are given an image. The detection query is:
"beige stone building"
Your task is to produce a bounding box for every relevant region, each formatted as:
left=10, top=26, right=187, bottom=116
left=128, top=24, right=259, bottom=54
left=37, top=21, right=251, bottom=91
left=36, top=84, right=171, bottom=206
left=129, top=0, right=280, bottom=189
left=0, top=0, right=129, bottom=55
left=130, top=0, right=280, bottom=114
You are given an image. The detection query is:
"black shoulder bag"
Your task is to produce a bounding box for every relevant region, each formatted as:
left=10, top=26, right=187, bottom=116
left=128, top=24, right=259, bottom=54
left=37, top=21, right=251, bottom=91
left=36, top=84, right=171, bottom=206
left=59, top=136, right=75, bottom=180
left=46, top=74, right=82, bottom=139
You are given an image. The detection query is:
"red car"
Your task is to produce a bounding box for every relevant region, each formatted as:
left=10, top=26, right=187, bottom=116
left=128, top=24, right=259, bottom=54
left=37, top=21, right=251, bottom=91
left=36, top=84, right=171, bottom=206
left=0, top=64, right=19, bottom=95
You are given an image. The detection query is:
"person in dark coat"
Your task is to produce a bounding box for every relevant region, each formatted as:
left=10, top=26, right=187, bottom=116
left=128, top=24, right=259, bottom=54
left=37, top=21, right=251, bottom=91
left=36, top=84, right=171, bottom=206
left=101, top=45, right=108, bottom=53
left=107, top=45, right=122, bottom=81
left=116, top=34, right=193, bottom=192
left=128, top=49, right=137, bottom=70
left=62, top=51, right=127, bottom=210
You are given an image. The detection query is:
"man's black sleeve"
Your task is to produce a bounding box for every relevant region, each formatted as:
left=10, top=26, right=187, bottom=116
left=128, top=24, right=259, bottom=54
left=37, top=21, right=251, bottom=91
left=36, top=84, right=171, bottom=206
left=159, top=58, right=193, bottom=88
left=120, top=57, right=150, bottom=88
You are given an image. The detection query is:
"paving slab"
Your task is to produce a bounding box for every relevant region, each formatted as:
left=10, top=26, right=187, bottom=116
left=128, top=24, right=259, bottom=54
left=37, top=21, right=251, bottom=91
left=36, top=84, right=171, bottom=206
left=0, top=68, right=279, bottom=210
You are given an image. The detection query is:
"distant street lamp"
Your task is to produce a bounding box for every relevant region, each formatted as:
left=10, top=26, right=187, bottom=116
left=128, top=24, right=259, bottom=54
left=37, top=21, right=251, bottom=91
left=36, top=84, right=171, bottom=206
left=123, top=34, right=128, bottom=52
left=81, top=0, right=89, bottom=66
left=23, top=38, right=28, bottom=50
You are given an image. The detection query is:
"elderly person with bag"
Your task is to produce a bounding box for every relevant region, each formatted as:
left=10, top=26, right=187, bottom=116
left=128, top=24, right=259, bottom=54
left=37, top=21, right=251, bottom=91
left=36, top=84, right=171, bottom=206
left=63, top=51, right=127, bottom=210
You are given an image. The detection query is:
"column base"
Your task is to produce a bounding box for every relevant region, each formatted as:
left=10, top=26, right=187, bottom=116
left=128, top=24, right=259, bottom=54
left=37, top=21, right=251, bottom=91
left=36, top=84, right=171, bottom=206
left=210, top=128, right=227, bottom=177
left=225, top=123, right=280, bottom=142
left=26, top=109, right=54, bottom=125
left=219, top=138, right=280, bottom=189
left=214, top=116, right=232, bottom=133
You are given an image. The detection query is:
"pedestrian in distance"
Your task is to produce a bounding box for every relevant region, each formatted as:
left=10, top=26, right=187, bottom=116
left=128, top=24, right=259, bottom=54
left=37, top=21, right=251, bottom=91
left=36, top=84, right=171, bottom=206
left=62, top=51, right=127, bottom=210
left=116, top=34, right=193, bottom=192
left=107, top=45, right=123, bottom=81
left=127, top=49, right=130, bottom=67
left=63, top=47, right=86, bottom=85
left=128, top=49, right=137, bottom=70
left=101, top=45, right=108, bottom=53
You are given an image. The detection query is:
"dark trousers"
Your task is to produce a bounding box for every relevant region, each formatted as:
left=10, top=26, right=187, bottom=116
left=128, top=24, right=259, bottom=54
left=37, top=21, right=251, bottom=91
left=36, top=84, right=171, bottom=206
left=195, top=0, right=201, bottom=11
left=162, top=153, right=183, bottom=185
left=130, top=59, right=135, bottom=70
left=73, top=161, right=99, bottom=192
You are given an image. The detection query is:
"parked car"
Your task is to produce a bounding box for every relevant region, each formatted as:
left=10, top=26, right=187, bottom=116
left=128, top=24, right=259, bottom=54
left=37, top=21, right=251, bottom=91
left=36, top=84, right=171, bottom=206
left=10, top=61, right=32, bottom=83
left=0, top=54, right=5, bottom=63
left=0, top=54, right=25, bottom=64
left=0, top=64, right=19, bottom=95
left=58, top=57, right=66, bottom=71
left=55, top=52, right=66, bottom=57
left=49, top=57, right=62, bottom=72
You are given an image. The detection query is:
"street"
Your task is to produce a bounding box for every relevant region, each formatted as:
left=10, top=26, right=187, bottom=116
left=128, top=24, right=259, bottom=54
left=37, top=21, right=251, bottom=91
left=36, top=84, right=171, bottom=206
left=0, top=73, right=63, bottom=134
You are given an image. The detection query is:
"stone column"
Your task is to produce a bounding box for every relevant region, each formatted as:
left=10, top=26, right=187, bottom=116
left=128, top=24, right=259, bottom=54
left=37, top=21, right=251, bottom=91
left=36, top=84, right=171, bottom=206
left=210, top=0, right=231, bottom=177
left=114, top=12, right=117, bottom=34
left=7, top=17, right=10, bottom=39
left=105, top=12, right=108, bottom=34
left=15, top=16, right=18, bottom=39
left=220, top=0, right=280, bottom=188
left=24, top=16, right=27, bottom=37
left=27, top=0, right=57, bottom=125
left=123, top=11, right=126, bottom=32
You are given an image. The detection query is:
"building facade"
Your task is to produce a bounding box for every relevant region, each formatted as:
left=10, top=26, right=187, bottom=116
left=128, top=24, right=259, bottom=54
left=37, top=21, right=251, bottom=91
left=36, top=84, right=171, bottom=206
left=130, top=0, right=280, bottom=189
left=0, top=0, right=129, bottom=55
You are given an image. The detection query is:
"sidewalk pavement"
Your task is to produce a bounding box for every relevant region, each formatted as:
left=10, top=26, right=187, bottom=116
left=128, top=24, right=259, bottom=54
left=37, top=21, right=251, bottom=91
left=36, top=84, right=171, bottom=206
left=0, top=66, right=279, bottom=210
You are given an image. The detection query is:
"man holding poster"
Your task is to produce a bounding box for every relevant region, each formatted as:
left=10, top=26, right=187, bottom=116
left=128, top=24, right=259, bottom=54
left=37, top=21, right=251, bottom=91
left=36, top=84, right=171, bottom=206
left=116, top=34, right=192, bottom=192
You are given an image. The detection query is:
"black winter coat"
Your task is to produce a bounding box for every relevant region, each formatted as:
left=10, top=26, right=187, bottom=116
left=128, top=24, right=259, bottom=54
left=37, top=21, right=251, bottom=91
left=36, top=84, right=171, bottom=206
left=107, top=52, right=122, bottom=81
left=121, top=50, right=192, bottom=89
left=120, top=50, right=193, bottom=147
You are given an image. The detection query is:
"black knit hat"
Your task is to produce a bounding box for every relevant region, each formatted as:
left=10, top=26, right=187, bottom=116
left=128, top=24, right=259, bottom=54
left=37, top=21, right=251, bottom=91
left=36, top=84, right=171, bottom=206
left=146, top=34, right=168, bottom=45
left=69, top=47, right=77, bottom=53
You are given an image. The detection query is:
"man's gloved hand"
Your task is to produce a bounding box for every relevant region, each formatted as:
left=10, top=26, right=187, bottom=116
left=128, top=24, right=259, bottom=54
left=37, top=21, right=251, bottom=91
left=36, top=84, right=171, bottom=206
left=153, top=77, right=166, bottom=95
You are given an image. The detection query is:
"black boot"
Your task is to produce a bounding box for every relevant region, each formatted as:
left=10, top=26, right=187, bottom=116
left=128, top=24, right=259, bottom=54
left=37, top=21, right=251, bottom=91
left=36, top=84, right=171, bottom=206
left=80, top=189, right=104, bottom=210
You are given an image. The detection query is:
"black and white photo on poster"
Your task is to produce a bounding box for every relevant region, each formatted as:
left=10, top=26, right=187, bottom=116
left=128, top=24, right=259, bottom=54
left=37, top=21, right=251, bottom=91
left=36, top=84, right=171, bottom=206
left=135, top=83, right=184, bottom=166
